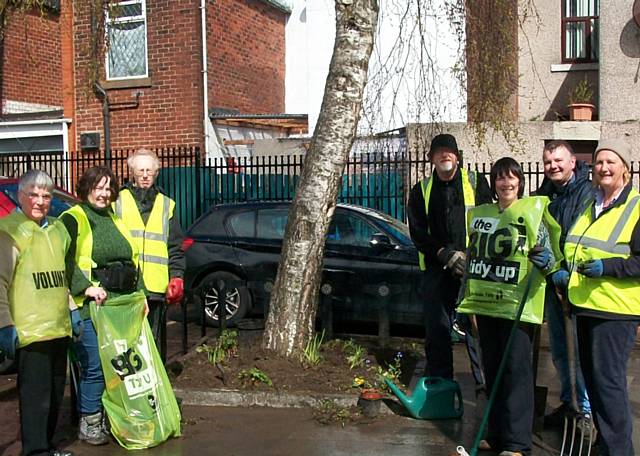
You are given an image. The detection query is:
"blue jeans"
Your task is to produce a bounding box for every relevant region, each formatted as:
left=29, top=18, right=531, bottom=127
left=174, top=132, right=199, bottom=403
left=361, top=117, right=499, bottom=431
left=577, top=316, right=638, bottom=456
left=72, top=318, right=104, bottom=414
left=544, top=286, right=590, bottom=411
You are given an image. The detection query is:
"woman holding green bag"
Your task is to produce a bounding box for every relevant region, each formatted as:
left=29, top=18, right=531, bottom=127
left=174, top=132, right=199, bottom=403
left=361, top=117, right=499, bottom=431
left=458, top=158, right=562, bottom=456
left=61, top=166, right=144, bottom=446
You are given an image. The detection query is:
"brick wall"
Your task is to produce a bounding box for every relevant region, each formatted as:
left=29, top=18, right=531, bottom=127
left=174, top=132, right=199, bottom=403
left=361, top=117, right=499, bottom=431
left=73, top=0, right=286, bottom=151
left=1, top=9, right=62, bottom=111
left=207, top=0, right=287, bottom=114
left=73, top=0, right=203, bottom=151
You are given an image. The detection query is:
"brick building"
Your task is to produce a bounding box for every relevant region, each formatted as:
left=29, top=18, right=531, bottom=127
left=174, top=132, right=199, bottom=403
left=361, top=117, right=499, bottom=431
left=0, top=0, right=295, bottom=158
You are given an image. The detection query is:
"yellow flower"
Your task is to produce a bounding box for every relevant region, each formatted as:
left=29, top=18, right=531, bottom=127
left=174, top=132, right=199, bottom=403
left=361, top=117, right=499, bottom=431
left=352, top=376, right=365, bottom=387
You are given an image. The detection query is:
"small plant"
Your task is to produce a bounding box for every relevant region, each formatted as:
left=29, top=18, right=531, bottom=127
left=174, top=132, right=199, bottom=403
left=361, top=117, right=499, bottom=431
left=568, top=77, right=594, bottom=105
left=238, top=367, right=273, bottom=387
left=301, top=330, right=325, bottom=367
left=352, top=375, right=372, bottom=389
left=343, top=339, right=367, bottom=370
left=373, top=351, right=403, bottom=392
left=312, top=400, right=357, bottom=426
left=196, top=329, right=238, bottom=365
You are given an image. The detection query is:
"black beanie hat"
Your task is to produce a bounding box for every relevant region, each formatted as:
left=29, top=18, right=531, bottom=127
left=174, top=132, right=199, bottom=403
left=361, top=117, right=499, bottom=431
left=429, top=134, right=459, bottom=158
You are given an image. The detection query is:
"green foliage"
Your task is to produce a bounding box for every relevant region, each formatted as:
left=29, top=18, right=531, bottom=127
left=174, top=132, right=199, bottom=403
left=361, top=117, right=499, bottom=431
left=196, top=329, right=238, bottom=365
left=568, top=77, right=594, bottom=105
left=312, top=400, right=357, bottom=426
left=343, top=339, right=367, bottom=370
left=373, top=351, right=403, bottom=392
left=300, top=330, right=325, bottom=367
left=238, top=367, right=273, bottom=387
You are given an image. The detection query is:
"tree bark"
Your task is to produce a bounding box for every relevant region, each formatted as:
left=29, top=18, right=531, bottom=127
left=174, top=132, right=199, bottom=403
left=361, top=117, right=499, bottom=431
left=262, top=0, right=379, bottom=357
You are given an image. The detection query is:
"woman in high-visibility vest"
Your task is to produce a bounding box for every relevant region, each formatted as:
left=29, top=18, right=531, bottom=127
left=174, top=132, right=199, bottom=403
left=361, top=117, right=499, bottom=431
left=561, top=138, right=640, bottom=456
left=458, top=157, right=561, bottom=456
left=61, top=166, right=143, bottom=446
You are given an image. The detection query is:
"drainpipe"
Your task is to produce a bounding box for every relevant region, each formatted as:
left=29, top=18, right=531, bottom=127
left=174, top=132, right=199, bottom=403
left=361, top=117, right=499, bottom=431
left=94, top=82, right=111, bottom=164
left=200, top=0, right=209, bottom=158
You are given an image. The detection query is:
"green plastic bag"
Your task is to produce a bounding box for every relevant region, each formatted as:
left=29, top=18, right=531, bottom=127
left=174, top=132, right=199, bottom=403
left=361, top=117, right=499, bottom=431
left=90, top=291, right=181, bottom=449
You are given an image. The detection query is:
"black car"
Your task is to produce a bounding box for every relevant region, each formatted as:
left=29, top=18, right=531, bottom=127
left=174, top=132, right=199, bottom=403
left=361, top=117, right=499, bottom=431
left=182, top=201, right=423, bottom=327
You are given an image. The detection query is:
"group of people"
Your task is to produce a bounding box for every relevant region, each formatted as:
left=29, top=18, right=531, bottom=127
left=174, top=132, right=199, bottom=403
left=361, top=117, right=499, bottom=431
left=0, top=149, right=185, bottom=456
left=408, top=134, right=639, bottom=456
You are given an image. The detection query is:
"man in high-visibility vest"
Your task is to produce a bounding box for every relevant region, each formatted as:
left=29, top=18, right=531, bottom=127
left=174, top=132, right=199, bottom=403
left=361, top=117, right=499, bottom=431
left=0, top=170, right=77, bottom=456
left=115, top=149, right=185, bottom=361
left=407, top=133, right=492, bottom=389
left=535, top=141, right=592, bottom=427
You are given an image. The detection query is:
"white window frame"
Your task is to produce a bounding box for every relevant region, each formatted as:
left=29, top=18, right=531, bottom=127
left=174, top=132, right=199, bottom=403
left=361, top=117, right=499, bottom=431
left=105, top=0, right=149, bottom=80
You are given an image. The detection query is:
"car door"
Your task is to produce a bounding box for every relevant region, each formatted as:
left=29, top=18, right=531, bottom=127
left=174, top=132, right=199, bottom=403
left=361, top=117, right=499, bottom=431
left=227, top=205, right=289, bottom=307
left=323, top=208, right=419, bottom=324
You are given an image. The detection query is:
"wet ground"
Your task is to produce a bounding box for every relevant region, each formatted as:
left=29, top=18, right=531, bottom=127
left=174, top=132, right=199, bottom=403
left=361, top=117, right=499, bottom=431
left=1, top=320, right=639, bottom=455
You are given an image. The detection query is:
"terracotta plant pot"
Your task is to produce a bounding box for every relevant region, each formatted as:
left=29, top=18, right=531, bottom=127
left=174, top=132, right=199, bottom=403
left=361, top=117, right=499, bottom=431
left=358, top=389, right=384, bottom=418
left=568, top=103, right=595, bottom=121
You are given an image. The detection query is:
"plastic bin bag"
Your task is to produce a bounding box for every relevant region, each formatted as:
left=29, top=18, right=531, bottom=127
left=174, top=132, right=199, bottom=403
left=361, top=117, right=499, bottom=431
left=91, top=291, right=181, bottom=449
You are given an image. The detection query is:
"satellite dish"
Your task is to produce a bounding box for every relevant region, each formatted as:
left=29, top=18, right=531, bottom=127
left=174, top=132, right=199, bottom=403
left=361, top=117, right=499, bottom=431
left=634, top=0, right=640, bottom=28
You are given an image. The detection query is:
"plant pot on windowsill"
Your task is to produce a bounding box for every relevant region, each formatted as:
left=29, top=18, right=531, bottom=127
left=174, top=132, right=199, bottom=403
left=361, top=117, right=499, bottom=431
left=357, top=388, right=384, bottom=418
left=568, top=103, right=595, bottom=121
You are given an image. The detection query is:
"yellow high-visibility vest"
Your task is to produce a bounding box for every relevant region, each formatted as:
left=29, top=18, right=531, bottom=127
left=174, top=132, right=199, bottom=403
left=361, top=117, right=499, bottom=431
left=0, top=211, right=71, bottom=346
left=63, top=205, right=138, bottom=306
left=418, top=169, right=477, bottom=270
left=564, top=190, right=640, bottom=316
left=114, top=189, right=174, bottom=294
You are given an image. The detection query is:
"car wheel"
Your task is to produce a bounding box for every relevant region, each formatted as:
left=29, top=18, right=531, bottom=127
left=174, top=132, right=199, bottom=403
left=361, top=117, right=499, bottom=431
left=199, top=271, right=250, bottom=327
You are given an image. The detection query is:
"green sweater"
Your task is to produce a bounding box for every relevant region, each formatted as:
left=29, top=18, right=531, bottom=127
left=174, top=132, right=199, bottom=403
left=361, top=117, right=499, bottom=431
left=61, top=203, right=142, bottom=318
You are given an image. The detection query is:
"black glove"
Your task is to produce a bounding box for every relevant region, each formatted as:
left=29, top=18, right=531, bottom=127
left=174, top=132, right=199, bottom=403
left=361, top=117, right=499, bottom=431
left=437, top=248, right=467, bottom=277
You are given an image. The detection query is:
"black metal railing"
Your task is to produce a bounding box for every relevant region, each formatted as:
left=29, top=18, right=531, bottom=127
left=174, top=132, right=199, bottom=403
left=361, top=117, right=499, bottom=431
left=3, top=148, right=640, bottom=228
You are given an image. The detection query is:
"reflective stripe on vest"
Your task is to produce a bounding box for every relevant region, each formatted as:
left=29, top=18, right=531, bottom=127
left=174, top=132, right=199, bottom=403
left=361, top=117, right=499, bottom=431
left=115, top=189, right=174, bottom=293
left=0, top=211, right=71, bottom=345
left=565, top=191, right=640, bottom=316
left=63, top=205, right=139, bottom=307
left=418, top=169, right=477, bottom=270
left=457, top=196, right=560, bottom=325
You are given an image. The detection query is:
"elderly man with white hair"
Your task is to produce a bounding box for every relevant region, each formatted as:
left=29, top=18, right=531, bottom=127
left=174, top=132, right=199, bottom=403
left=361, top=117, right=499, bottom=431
left=114, top=149, right=185, bottom=361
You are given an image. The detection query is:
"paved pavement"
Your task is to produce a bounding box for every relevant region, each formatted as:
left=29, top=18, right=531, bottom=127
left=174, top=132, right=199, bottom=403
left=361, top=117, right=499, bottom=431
left=1, top=321, right=640, bottom=455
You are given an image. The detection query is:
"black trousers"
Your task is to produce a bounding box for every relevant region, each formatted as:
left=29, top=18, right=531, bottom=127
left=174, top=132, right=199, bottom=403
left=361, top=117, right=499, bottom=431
left=18, top=337, right=69, bottom=456
left=146, top=295, right=167, bottom=362
left=477, top=315, right=534, bottom=455
left=577, top=315, right=638, bottom=456
left=421, top=269, right=483, bottom=384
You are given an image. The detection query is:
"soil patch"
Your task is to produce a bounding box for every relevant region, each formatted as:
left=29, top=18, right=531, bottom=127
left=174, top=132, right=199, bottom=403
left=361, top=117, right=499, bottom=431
left=170, top=329, right=423, bottom=397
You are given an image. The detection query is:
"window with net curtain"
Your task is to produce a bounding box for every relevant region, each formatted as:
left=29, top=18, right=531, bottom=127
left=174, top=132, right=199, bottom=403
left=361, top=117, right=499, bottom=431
left=562, top=0, right=599, bottom=63
left=106, top=0, right=148, bottom=79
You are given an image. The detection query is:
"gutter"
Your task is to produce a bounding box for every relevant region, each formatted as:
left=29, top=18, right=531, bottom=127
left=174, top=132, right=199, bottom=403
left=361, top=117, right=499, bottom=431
left=200, top=0, right=209, bottom=158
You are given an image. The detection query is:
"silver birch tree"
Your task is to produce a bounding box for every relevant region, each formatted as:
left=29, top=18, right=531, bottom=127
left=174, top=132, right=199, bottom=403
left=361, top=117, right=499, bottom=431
left=262, top=0, right=379, bottom=356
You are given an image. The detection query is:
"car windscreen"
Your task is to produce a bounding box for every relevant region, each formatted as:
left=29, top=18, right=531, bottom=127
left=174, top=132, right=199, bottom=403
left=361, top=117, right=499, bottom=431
left=190, top=208, right=237, bottom=237
left=366, top=211, right=413, bottom=247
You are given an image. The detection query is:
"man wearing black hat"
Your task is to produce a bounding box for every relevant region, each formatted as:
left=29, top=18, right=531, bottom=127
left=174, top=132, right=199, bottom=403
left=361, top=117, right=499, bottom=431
left=408, top=133, right=492, bottom=386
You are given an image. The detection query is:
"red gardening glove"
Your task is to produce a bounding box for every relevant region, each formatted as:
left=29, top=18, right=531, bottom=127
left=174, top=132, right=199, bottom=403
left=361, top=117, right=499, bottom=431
left=166, top=277, right=184, bottom=304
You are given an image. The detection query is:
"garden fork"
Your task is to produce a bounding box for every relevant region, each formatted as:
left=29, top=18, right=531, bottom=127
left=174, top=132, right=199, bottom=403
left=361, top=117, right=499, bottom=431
left=559, top=296, right=595, bottom=456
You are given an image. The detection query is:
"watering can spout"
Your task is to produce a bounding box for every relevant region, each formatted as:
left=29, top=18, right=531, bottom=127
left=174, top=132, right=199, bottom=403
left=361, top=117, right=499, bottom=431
left=385, top=376, right=463, bottom=420
left=384, top=378, right=414, bottom=409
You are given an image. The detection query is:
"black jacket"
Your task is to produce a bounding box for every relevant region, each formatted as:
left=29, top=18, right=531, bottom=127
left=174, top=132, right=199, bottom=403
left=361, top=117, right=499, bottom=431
left=407, top=167, right=493, bottom=267
left=535, top=160, right=593, bottom=251
left=121, top=182, right=186, bottom=280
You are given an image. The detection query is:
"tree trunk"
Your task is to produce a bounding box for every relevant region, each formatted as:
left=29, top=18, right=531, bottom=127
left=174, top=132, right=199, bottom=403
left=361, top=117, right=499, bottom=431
left=262, top=0, right=379, bottom=357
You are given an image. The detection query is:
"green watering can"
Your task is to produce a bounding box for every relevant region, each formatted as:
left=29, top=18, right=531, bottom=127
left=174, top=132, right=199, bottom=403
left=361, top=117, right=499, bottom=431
left=385, top=376, right=463, bottom=419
